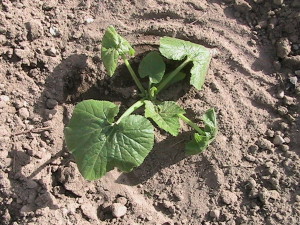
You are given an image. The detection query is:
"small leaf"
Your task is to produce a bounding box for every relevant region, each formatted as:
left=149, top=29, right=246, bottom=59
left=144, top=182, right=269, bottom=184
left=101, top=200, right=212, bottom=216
left=185, top=108, right=217, bottom=155
left=145, top=101, right=185, bottom=136
left=64, top=100, right=154, bottom=180
left=101, top=26, right=135, bottom=76
left=138, top=51, right=166, bottom=84
left=185, top=133, right=211, bottom=155
left=159, top=37, right=212, bottom=90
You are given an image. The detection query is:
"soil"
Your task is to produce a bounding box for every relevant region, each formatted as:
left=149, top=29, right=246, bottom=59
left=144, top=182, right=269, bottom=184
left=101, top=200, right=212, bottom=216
left=0, top=0, right=299, bottom=225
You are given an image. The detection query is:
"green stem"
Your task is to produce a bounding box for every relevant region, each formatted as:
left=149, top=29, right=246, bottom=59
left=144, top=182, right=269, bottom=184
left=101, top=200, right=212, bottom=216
left=156, top=58, right=191, bottom=94
left=178, top=114, right=205, bottom=135
left=122, top=55, right=146, bottom=95
left=115, top=99, right=145, bottom=124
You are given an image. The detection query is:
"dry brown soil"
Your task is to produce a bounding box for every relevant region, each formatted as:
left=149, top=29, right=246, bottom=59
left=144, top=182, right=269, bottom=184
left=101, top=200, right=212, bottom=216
left=0, top=0, right=300, bottom=224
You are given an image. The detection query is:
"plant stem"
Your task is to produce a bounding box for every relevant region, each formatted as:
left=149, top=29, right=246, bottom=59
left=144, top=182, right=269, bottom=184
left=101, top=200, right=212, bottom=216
left=115, top=99, right=145, bottom=124
left=156, top=58, right=191, bottom=94
left=122, top=55, right=146, bottom=95
left=178, top=114, right=205, bottom=135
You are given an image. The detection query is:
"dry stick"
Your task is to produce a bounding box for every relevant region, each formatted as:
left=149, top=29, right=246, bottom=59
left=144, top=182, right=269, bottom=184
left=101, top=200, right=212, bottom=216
left=12, top=126, right=52, bottom=136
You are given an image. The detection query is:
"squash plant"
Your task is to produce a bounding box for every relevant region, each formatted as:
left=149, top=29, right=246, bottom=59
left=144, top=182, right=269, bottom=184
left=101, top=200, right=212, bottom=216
left=64, top=26, right=217, bottom=180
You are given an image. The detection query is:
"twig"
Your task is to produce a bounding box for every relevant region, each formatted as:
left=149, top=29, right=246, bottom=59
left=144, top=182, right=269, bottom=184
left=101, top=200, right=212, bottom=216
left=12, top=126, right=52, bottom=136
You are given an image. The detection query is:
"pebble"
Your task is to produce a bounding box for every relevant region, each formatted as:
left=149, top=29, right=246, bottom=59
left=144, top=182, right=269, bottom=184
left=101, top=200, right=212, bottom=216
left=85, top=18, right=94, bottom=24
left=45, top=47, right=57, bottom=57
left=249, top=144, right=259, bottom=153
left=49, top=27, right=60, bottom=37
left=210, top=209, right=221, bottom=219
left=14, top=48, right=30, bottom=60
left=257, top=138, right=273, bottom=151
left=245, top=154, right=256, bottom=162
left=289, top=76, right=298, bottom=85
left=273, top=135, right=285, bottom=145
left=283, top=96, right=296, bottom=105
left=280, top=144, right=289, bottom=152
left=283, top=137, right=290, bottom=143
left=111, top=203, right=127, bottom=218
left=277, top=90, right=284, bottom=99
left=2, top=209, right=11, bottom=225
left=18, top=107, right=30, bottom=119
left=266, top=129, right=275, bottom=138
left=221, top=190, right=238, bottom=205
left=248, top=178, right=257, bottom=189
left=42, top=0, right=57, bottom=10
left=81, top=203, right=98, bottom=220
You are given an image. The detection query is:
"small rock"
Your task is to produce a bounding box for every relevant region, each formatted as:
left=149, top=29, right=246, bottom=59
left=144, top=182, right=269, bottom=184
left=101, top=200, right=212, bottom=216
left=276, top=38, right=291, bottom=58
left=289, top=76, right=297, bottom=85
left=81, top=203, right=98, bottom=220
left=266, top=129, right=275, bottom=138
left=111, top=203, right=127, bottom=218
left=19, top=107, right=30, bottom=119
left=277, top=90, right=284, bottom=99
left=49, top=27, right=60, bottom=37
left=45, top=47, right=57, bottom=57
left=85, top=17, right=94, bottom=24
left=14, top=48, right=30, bottom=60
left=25, top=21, right=43, bottom=40
left=46, top=99, right=58, bottom=109
left=283, top=96, right=296, bottom=105
left=258, top=188, right=280, bottom=204
left=273, top=0, right=283, bottom=5
left=210, top=209, right=221, bottom=219
left=273, top=135, right=285, bottom=145
left=0, top=95, right=10, bottom=102
left=283, top=137, right=290, bottom=143
left=280, top=144, right=289, bottom=152
left=221, top=190, right=238, bottom=205
left=257, top=138, right=273, bottom=151
left=245, top=154, right=256, bottom=162
left=295, top=70, right=300, bottom=76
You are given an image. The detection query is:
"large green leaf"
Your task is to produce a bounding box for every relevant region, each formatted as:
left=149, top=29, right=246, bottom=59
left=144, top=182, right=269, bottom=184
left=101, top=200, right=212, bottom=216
left=159, top=37, right=212, bottom=90
left=145, top=101, right=185, bottom=136
left=185, top=108, right=217, bottom=155
left=138, top=51, right=166, bottom=84
left=101, top=26, right=135, bottom=76
left=64, top=100, right=154, bottom=180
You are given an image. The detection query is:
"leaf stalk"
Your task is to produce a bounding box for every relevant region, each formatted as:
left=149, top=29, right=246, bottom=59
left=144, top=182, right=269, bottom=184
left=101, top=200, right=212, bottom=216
left=156, top=58, right=191, bottom=94
left=115, top=99, right=145, bottom=124
left=122, top=55, right=147, bottom=96
left=178, top=114, right=205, bottom=135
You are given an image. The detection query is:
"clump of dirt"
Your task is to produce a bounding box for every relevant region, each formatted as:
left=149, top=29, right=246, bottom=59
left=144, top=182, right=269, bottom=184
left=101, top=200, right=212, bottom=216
left=0, top=0, right=299, bottom=224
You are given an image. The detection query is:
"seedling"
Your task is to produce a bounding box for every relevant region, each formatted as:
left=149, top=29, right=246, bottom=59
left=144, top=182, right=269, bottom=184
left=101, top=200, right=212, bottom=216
left=64, top=26, right=218, bottom=180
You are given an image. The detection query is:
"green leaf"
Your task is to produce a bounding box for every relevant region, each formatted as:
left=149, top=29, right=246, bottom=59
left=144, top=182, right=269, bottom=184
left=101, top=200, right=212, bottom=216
left=64, top=100, right=154, bottom=180
left=101, top=26, right=135, bottom=76
left=138, top=51, right=166, bottom=84
left=185, top=108, right=217, bottom=155
left=159, top=37, right=212, bottom=90
left=145, top=101, right=185, bottom=136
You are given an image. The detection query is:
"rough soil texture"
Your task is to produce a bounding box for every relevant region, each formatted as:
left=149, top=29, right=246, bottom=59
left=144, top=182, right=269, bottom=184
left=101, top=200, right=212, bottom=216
left=0, top=0, right=300, bottom=224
